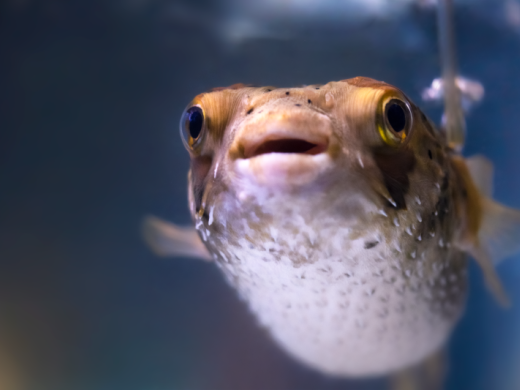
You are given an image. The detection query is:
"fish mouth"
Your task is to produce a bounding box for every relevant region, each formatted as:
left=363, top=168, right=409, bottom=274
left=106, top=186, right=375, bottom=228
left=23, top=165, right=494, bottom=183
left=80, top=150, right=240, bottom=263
left=243, top=137, right=328, bottom=159
left=234, top=129, right=332, bottom=187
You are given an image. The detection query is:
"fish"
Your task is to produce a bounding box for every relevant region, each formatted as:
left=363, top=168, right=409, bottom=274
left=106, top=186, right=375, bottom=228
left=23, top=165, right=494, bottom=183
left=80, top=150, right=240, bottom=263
left=144, top=1, right=520, bottom=387
left=143, top=76, right=520, bottom=386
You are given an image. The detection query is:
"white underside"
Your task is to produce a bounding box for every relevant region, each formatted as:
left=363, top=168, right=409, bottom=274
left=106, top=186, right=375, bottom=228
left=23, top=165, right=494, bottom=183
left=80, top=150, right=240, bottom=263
left=216, top=232, right=462, bottom=376
left=199, top=156, right=466, bottom=377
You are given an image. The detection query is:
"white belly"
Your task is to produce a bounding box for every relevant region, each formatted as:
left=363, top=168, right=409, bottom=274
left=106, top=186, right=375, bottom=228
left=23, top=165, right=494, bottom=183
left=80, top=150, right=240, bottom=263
left=214, top=228, right=467, bottom=377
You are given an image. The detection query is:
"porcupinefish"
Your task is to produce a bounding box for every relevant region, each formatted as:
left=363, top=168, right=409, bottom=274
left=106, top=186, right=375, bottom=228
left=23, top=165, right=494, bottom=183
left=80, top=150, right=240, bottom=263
left=143, top=76, right=520, bottom=382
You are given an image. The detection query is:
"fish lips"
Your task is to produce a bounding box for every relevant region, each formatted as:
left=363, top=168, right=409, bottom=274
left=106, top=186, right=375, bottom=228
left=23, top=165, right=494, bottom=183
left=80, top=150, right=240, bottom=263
left=235, top=153, right=333, bottom=187
left=231, top=112, right=334, bottom=187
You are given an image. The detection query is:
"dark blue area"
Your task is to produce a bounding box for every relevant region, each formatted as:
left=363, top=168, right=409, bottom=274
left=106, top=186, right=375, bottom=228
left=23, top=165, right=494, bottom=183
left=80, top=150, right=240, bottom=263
left=1, top=1, right=520, bottom=389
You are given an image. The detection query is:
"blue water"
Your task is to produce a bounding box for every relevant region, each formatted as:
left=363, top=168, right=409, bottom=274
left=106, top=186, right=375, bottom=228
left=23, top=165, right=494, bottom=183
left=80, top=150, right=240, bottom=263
left=2, top=1, right=520, bottom=389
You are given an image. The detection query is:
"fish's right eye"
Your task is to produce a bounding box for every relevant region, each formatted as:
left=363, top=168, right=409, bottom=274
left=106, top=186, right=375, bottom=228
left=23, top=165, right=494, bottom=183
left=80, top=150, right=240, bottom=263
left=180, top=105, right=205, bottom=149
left=378, top=97, right=413, bottom=147
left=386, top=102, right=406, bottom=133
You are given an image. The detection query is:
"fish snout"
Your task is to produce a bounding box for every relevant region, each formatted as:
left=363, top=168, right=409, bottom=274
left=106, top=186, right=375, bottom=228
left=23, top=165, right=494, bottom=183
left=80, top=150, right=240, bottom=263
left=230, top=108, right=334, bottom=186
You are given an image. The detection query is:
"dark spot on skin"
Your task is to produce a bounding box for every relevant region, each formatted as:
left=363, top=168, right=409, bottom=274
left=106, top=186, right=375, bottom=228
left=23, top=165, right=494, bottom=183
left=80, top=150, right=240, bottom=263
left=437, top=197, right=449, bottom=220
left=434, top=174, right=451, bottom=224
left=286, top=91, right=290, bottom=95
left=373, top=147, right=416, bottom=210
left=266, top=89, right=271, bottom=92
left=428, top=214, right=437, bottom=236
left=364, top=241, right=379, bottom=249
left=308, top=99, right=312, bottom=104
left=295, top=104, right=301, bottom=107
left=315, top=87, right=320, bottom=90
left=247, top=107, right=254, bottom=115
left=441, top=174, right=449, bottom=191
left=428, top=149, right=433, bottom=160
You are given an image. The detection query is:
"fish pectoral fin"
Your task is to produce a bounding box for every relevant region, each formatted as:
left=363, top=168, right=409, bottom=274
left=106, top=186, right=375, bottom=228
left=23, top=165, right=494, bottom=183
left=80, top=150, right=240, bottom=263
left=468, top=244, right=510, bottom=307
left=142, top=215, right=212, bottom=261
left=465, top=155, right=494, bottom=197
left=462, top=155, right=520, bottom=306
left=479, top=197, right=520, bottom=266
left=464, top=154, right=520, bottom=264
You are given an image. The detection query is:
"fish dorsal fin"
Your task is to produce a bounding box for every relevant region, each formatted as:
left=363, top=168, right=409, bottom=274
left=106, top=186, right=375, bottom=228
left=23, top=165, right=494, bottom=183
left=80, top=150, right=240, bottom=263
left=465, top=155, right=493, bottom=197
left=142, top=215, right=212, bottom=261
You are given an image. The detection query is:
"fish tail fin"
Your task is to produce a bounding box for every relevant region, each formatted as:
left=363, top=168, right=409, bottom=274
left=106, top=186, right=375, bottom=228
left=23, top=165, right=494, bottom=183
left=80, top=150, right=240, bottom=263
left=142, top=215, right=212, bottom=261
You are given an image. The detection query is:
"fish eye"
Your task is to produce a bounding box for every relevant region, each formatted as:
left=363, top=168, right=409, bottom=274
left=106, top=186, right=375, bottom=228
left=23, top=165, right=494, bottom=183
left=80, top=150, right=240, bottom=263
left=386, top=102, right=406, bottom=132
left=378, top=97, right=413, bottom=146
left=180, top=105, right=205, bottom=149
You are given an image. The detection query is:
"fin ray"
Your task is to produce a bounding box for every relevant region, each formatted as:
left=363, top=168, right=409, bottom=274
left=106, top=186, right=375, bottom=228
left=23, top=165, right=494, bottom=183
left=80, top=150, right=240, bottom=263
left=468, top=244, right=510, bottom=307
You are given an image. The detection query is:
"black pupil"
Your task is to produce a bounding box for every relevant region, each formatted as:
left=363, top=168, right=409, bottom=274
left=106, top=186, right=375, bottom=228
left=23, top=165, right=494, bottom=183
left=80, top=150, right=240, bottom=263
left=387, top=103, right=406, bottom=133
left=187, top=107, right=203, bottom=139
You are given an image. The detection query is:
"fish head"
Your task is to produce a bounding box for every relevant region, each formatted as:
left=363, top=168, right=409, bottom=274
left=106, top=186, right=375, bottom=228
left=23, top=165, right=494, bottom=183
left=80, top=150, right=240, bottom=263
left=180, top=77, right=443, bottom=222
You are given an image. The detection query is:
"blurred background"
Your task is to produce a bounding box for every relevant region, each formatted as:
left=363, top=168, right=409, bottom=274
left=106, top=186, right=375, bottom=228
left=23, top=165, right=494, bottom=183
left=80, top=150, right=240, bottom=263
left=2, top=0, right=520, bottom=389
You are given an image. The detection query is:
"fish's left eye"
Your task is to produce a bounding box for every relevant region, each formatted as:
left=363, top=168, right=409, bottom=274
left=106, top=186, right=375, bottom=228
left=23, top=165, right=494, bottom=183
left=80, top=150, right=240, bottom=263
left=378, top=97, right=413, bottom=146
left=180, top=105, right=205, bottom=149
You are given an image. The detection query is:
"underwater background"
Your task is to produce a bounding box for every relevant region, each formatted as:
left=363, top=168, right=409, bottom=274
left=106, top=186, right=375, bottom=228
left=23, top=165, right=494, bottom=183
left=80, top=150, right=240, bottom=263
left=2, top=0, right=520, bottom=389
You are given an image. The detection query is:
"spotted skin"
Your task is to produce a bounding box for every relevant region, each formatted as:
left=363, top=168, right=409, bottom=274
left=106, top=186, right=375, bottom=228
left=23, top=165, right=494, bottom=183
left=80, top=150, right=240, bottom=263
left=182, top=77, right=480, bottom=377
